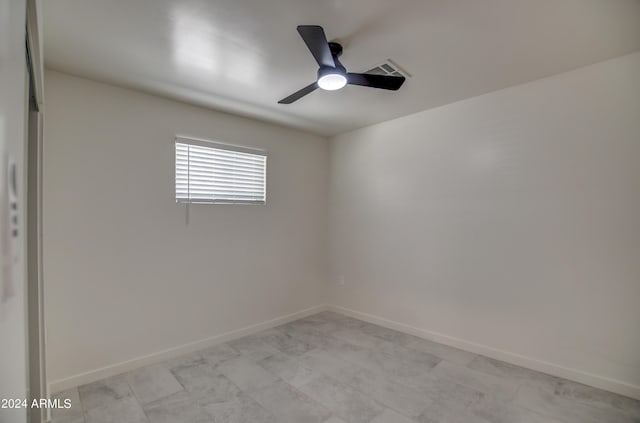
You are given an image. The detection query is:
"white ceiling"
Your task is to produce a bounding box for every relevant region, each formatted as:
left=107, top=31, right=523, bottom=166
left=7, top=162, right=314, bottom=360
left=44, top=0, right=640, bottom=136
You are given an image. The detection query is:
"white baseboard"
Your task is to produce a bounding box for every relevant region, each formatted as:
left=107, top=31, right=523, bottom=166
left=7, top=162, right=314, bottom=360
left=327, top=305, right=640, bottom=401
left=49, top=304, right=328, bottom=394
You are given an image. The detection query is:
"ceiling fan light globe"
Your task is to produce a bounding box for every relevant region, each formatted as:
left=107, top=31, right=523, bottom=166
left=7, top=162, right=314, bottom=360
left=318, top=73, right=347, bottom=91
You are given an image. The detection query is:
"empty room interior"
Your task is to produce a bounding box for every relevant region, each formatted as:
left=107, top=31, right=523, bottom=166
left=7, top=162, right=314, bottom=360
left=2, top=0, right=640, bottom=422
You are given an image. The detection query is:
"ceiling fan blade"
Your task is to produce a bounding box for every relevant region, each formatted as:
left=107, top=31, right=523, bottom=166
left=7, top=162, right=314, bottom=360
left=278, top=82, right=319, bottom=104
left=347, top=73, right=406, bottom=90
left=297, top=25, right=335, bottom=68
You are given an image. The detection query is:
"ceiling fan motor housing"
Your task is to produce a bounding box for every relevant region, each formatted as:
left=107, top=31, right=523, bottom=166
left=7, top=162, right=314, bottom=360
left=318, top=65, right=346, bottom=80
left=328, top=41, right=343, bottom=58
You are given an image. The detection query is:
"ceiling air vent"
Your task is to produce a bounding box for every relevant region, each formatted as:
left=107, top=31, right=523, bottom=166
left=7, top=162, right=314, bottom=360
left=364, top=59, right=411, bottom=78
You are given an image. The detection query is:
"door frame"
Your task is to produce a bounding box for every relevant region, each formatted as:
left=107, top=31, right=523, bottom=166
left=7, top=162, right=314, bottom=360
left=25, top=0, right=46, bottom=421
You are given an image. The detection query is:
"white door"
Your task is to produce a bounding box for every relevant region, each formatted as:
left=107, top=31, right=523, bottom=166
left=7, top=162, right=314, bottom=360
left=0, top=1, right=30, bottom=422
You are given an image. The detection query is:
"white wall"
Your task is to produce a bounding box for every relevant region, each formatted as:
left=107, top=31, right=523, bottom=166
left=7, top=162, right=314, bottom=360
left=0, top=1, right=28, bottom=422
left=43, top=71, right=329, bottom=387
left=329, top=52, right=640, bottom=397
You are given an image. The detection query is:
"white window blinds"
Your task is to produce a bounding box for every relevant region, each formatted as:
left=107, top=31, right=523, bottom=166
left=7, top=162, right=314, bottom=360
left=175, top=138, right=266, bottom=204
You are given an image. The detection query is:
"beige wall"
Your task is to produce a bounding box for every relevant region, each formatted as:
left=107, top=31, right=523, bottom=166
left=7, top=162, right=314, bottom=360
left=329, top=52, right=640, bottom=397
left=43, top=71, right=329, bottom=386
left=44, top=52, right=640, bottom=399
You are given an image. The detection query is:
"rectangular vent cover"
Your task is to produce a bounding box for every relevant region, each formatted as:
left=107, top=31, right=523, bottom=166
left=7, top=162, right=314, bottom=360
left=364, top=59, right=411, bottom=78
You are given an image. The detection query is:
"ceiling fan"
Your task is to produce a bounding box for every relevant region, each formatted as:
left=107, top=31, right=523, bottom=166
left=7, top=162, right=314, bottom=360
left=278, top=25, right=406, bottom=104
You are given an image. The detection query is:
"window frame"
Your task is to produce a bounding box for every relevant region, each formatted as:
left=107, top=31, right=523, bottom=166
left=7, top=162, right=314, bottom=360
left=174, top=136, right=267, bottom=205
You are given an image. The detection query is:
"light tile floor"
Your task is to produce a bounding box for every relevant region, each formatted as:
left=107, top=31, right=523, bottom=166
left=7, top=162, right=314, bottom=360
left=51, top=311, right=640, bottom=423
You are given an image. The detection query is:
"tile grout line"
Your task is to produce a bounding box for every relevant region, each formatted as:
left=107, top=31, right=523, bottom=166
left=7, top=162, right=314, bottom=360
left=124, top=377, right=150, bottom=423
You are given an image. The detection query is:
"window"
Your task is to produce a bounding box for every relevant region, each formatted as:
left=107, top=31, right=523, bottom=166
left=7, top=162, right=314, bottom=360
left=175, top=137, right=266, bottom=204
